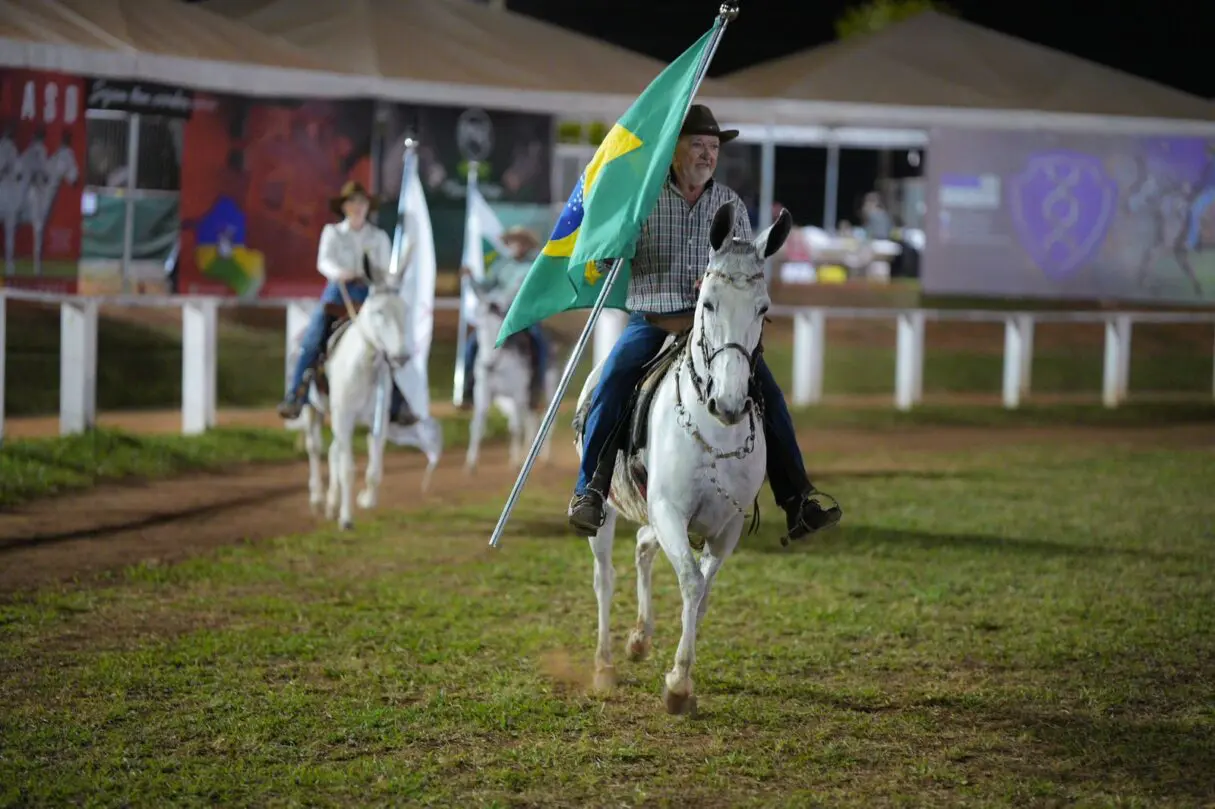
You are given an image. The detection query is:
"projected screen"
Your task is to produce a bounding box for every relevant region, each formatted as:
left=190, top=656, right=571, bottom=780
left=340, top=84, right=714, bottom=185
left=923, top=127, right=1215, bottom=305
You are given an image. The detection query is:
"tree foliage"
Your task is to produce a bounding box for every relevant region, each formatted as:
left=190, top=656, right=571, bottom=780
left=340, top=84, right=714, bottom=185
left=834, top=0, right=957, bottom=40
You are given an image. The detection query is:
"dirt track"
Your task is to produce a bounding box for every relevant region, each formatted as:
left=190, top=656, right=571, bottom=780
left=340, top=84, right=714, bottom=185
left=2, top=408, right=1212, bottom=595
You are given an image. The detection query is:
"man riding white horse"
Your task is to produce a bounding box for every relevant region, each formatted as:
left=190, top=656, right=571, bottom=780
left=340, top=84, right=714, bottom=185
left=278, top=180, right=418, bottom=425
left=568, top=104, right=842, bottom=542
left=459, top=225, right=549, bottom=411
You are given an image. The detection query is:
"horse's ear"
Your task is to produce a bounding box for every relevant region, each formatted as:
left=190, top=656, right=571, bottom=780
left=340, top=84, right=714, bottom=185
left=709, top=201, right=735, bottom=253
left=755, top=208, right=793, bottom=259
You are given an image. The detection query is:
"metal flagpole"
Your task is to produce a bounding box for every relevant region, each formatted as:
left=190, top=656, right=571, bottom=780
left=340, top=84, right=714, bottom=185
left=452, top=160, right=480, bottom=408
left=487, top=0, right=741, bottom=550
left=373, top=136, right=418, bottom=441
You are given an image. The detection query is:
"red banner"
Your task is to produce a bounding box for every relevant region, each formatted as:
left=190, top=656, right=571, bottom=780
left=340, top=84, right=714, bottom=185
left=177, top=93, right=374, bottom=298
left=0, top=69, right=86, bottom=293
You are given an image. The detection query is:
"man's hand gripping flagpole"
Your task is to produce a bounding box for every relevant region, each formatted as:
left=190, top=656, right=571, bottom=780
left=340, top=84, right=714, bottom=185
left=487, top=1, right=741, bottom=550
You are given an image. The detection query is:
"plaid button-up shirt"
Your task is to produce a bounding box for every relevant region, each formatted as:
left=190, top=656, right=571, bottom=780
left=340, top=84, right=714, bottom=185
left=619, top=171, right=752, bottom=315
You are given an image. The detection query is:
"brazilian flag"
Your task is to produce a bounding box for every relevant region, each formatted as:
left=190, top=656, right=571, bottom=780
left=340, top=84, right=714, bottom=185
left=496, top=20, right=720, bottom=346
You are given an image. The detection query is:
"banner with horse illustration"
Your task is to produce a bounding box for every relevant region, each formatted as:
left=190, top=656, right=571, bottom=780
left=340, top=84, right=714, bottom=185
left=177, top=93, right=374, bottom=298
left=0, top=68, right=86, bottom=293
left=924, top=126, right=1215, bottom=305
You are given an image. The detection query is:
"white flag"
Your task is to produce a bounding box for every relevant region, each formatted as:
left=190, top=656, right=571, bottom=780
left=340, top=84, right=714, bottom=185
left=386, top=154, right=442, bottom=464
left=461, top=185, right=506, bottom=325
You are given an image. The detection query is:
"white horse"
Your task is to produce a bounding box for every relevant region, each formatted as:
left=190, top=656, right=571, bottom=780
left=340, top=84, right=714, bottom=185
left=464, top=288, right=552, bottom=473
left=572, top=200, right=791, bottom=715
left=300, top=278, right=410, bottom=530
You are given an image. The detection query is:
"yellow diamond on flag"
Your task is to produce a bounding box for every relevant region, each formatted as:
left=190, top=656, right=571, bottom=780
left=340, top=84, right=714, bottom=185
left=584, top=124, right=643, bottom=194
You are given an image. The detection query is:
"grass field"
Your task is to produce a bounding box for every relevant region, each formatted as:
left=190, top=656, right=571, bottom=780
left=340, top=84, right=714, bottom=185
left=2, top=413, right=1214, bottom=807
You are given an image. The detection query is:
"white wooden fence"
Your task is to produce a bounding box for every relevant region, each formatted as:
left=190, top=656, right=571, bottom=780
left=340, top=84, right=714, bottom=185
left=1, top=288, right=1213, bottom=442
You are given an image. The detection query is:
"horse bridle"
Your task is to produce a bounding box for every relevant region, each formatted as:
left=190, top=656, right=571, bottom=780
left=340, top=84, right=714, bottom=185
left=337, top=280, right=407, bottom=371
left=685, top=268, right=767, bottom=406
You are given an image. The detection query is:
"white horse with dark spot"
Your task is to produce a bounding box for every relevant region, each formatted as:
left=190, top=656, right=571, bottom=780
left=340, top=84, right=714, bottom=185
left=572, top=201, right=791, bottom=715
left=299, top=276, right=410, bottom=530
left=464, top=287, right=552, bottom=473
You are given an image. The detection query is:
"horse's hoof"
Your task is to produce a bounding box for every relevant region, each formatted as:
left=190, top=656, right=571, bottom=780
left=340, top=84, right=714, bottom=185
left=356, top=490, right=376, bottom=509
left=324, top=503, right=338, bottom=520
left=339, top=518, right=354, bottom=531
left=592, top=665, right=616, bottom=695
left=663, top=685, right=697, bottom=717
left=625, top=631, right=651, bottom=662
left=309, top=499, right=324, bottom=516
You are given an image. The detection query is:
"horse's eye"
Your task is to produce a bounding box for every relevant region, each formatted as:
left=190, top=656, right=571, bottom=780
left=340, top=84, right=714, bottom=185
left=758, top=305, right=769, bottom=317
left=703, top=301, right=716, bottom=312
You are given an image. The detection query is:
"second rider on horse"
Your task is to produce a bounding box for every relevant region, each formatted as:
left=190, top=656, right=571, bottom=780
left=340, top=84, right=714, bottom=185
left=278, top=180, right=418, bottom=426
left=459, top=225, right=550, bottom=411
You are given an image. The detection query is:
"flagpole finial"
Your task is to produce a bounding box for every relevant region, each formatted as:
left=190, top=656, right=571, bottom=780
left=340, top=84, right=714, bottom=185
left=718, top=0, right=739, bottom=20
left=403, top=136, right=418, bottom=150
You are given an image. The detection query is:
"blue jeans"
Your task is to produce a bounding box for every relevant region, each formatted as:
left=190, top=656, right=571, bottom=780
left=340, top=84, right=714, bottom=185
left=286, top=280, right=407, bottom=416
left=575, top=311, right=810, bottom=507
left=463, top=324, right=549, bottom=399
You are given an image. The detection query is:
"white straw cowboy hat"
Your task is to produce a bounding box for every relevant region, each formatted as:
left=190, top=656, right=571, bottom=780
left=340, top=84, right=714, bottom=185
left=501, top=225, right=540, bottom=252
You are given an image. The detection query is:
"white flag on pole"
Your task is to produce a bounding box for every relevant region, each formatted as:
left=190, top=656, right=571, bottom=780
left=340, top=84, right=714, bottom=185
left=386, top=155, right=442, bottom=462
left=461, top=185, right=506, bottom=325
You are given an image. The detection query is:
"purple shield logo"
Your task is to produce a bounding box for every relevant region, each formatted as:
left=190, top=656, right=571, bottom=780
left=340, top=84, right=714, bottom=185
left=1008, top=150, right=1119, bottom=281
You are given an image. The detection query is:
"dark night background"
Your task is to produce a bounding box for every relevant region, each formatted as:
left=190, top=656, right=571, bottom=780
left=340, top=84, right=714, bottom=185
left=504, top=0, right=1214, bottom=227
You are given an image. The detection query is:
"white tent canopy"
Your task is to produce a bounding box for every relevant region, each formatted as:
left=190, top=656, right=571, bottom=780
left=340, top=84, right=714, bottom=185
left=0, top=0, right=366, bottom=96
left=202, top=0, right=739, bottom=99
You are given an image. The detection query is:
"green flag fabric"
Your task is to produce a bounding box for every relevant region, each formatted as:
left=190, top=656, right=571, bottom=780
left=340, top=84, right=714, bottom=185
left=495, top=20, right=720, bottom=347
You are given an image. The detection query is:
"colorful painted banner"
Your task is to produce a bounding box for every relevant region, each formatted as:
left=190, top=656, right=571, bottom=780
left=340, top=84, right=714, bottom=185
left=177, top=94, right=374, bottom=298
left=924, top=127, right=1215, bottom=305
left=0, top=68, right=87, bottom=293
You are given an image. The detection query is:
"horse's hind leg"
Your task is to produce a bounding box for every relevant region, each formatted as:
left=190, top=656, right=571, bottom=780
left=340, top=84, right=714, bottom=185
left=696, top=514, right=744, bottom=633
left=588, top=505, right=619, bottom=695
left=626, top=524, right=660, bottom=662
left=464, top=387, right=489, bottom=474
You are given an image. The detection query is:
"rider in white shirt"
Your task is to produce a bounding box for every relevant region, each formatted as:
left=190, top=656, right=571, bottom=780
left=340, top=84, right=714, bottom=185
left=278, top=181, right=417, bottom=424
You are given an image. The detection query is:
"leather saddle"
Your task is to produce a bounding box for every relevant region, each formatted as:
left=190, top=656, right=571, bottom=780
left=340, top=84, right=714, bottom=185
left=572, top=313, right=693, bottom=459
left=306, top=302, right=362, bottom=397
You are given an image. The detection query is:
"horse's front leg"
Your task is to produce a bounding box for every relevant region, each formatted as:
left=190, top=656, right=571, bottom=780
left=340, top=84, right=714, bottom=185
left=4, top=216, right=15, bottom=274
left=32, top=223, right=42, bottom=275
left=650, top=499, right=703, bottom=716
left=303, top=404, right=326, bottom=515
left=588, top=505, right=619, bottom=695
left=626, top=524, right=660, bottom=662
left=359, top=389, right=388, bottom=509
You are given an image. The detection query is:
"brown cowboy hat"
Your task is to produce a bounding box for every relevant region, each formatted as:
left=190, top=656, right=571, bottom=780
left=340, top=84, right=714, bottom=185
left=328, top=180, right=380, bottom=217
left=680, top=104, right=739, bottom=144
left=501, top=225, right=540, bottom=252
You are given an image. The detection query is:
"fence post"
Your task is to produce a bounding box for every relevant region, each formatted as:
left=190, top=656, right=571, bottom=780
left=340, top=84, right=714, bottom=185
left=181, top=298, right=218, bottom=435
left=895, top=310, right=924, bottom=411
left=60, top=299, right=98, bottom=435
left=1002, top=313, right=1035, bottom=409
left=593, top=309, right=627, bottom=367
left=284, top=299, right=315, bottom=393
left=792, top=308, right=825, bottom=406
left=1102, top=314, right=1132, bottom=408
left=0, top=294, right=6, bottom=444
